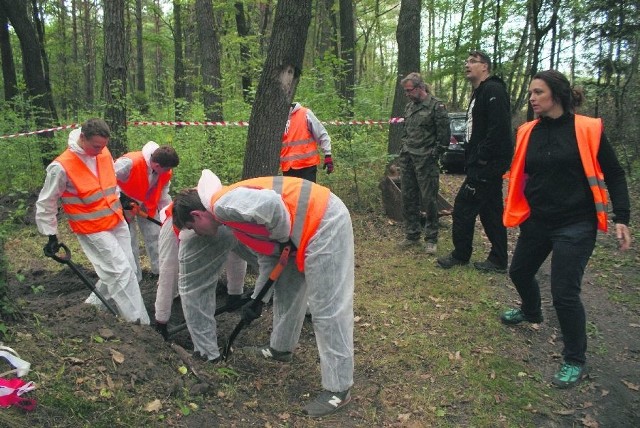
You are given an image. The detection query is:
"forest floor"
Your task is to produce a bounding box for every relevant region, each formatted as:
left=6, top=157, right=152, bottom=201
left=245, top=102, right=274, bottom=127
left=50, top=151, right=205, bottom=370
left=0, top=174, right=638, bottom=427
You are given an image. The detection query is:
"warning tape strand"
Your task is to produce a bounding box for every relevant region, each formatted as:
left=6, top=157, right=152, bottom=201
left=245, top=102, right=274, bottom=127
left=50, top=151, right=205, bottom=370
left=0, top=118, right=405, bottom=140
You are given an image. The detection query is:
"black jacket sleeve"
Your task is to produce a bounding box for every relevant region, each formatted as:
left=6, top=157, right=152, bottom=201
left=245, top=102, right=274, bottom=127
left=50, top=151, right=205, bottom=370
left=599, top=133, right=630, bottom=225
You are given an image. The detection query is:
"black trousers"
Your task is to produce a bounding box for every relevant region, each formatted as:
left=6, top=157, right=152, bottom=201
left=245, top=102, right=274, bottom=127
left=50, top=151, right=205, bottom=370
left=283, top=165, right=317, bottom=183
left=509, top=219, right=596, bottom=365
left=451, top=177, right=508, bottom=267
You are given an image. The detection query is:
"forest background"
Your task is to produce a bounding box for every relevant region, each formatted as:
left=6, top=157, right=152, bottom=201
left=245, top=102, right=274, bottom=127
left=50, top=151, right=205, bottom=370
left=0, top=1, right=638, bottom=426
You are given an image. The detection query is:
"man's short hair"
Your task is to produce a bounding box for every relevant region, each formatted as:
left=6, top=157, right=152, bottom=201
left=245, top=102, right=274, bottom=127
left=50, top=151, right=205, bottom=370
left=81, top=118, right=110, bottom=139
left=400, top=72, right=427, bottom=91
left=151, top=145, right=180, bottom=168
left=172, top=188, right=205, bottom=230
left=469, top=50, right=492, bottom=73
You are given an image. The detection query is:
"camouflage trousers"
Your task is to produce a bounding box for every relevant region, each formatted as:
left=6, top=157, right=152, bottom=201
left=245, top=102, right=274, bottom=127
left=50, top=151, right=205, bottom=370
left=399, top=152, right=440, bottom=243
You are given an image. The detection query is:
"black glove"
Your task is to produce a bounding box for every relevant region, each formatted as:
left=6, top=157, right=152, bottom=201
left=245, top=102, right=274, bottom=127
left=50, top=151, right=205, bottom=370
left=119, top=193, right=135, bottom=210
left=43, top=235, right=60, bottom=257
left=240, top=299, right=264, bottom=325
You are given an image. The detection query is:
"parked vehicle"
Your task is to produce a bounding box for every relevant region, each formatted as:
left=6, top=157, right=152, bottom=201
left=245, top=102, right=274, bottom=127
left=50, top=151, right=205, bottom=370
left=441, top=112, right=467, bottom=173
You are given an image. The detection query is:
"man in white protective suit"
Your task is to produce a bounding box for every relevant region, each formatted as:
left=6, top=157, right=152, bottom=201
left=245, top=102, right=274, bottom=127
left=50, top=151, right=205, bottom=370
left=36, top=118, right=149, bottom=324
left=172, top=170, right=355, bottom=418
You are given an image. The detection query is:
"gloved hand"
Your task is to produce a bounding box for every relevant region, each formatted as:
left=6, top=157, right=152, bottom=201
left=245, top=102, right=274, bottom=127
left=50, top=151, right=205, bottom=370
left=43, top=235, right=60, bottom=257
left=119, top=193, right=135, bottom=210
left=323, top=155, right=334, bottom=174
left=462, top=182, right=477, bottom=200
left=240, top=299, right=264, bottom=325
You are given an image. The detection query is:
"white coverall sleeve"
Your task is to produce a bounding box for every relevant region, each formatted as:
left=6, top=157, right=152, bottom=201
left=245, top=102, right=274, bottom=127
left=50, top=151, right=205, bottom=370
left=113, top=157, right=133, bottom=188
left=214, top=188, right=292, bottom=243
left=35, top=163, right=68, bottom=236
left=158, top=181, right=172, bottom=210
left=306, top=109, right=331, bottom=156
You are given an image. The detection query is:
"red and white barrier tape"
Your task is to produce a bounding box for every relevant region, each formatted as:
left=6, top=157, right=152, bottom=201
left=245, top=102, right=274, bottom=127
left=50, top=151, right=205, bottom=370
left=0, top=118, right=405, bottom=140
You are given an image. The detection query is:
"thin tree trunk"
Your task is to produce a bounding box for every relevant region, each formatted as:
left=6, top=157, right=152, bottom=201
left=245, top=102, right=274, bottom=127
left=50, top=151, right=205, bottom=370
left=0, top=4, right=18, bottom=102
left=173, top=0, right=186, bottom=122
left=338, top=0, right=356, bottom=115
left=135, top=0, right=145, bottom=94
left=235, top=2, right=253, bottom=103
left=195, top=0, right=223, bottom=122
left=81, top=0, right=95, bottom=107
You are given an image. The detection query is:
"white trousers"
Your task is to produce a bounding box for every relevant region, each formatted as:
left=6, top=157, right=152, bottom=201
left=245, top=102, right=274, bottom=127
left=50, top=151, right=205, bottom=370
left=79, top=220, right=150, bottom=324
left=178, top=226, right=257, bottom=359
left=128, top=214, right=161, bottom=280
left=255, top=194, right=354, bottom=392
left=154, top=220, right=249, bottom=323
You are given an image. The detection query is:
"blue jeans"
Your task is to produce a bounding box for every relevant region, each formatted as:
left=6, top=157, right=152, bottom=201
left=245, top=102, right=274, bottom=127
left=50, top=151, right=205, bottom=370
left=508, top=219, right=597, bottom=365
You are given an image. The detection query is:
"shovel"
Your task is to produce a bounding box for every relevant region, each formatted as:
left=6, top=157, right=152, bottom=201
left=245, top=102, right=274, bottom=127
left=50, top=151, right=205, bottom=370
left=222, top=245, right=292, bottom=360
left=46, top=243, right=119, bottom=316
left=127, top=201, right=162, bottom=226
left=166, top=294, right=253, bottom=337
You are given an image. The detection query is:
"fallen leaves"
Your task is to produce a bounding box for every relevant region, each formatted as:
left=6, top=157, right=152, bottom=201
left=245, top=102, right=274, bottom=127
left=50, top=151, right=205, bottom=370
left=109, top=348, right=124, bottom=364
left=621, top=379, right=640, bottom=391
left=143, top=398, right=163, bottom=412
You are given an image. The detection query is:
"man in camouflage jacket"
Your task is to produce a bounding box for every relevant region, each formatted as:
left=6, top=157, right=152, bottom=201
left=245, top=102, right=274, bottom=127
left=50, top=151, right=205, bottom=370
left=398, top=72, right=451, bottom=255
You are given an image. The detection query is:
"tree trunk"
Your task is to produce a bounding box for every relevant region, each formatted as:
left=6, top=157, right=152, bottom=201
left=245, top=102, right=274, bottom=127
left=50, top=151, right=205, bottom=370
left=56, top=0, right=68, bottom=117
left=103, top=0, right=128, bottom=158
left=235, top=2, right=253, bottom=103
left=0, top=4, right=18, bottom=102
left=135, top=0, right=145, bottom=94
left=242, top=0, right=312, bottom=179
left=173, top=0, right=186, bottom=122
left=387, top=0, right=421, bottom=158
left=195, top=0, right=223, bottom=122
left=0, top=0, right=58, bottom=165
left=81, top=0, right=95, bottom=108
left=257, top=0, right=273, bottom=56
left=70, top=0, right=79, bottom=118
left=154, top=0, right=164, bottom=97
left=338, top=0, right=356, bottom=115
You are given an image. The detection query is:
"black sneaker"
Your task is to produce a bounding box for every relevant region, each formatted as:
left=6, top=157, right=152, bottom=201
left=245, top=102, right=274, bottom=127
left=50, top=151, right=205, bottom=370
left=244, top=345, right=292, bottom=362
left=437, top=253, right=468, bottom=269
left=473, top=260, right=507, bottom=273
left=303, top=389, right=351, bottom=417
left=500, top=308, right=543, bottom=325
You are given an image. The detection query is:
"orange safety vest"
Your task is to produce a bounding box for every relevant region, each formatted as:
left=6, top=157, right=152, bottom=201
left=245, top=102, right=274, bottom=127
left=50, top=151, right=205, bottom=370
left=280, top=107, right=320, bottom=171
left=162, top=202, right=180, bottom=238
left=210, top=176, right=330, bottom=272
left=504, top=114, right=609, bottom=231
left=117, top=151, right=172, bottom=218
left=56, top=148, right=124, bottom=234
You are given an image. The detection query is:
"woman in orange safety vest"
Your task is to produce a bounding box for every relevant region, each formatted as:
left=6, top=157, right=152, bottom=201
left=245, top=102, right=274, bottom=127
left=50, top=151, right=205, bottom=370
left=500, top=70, right=631, bottom=389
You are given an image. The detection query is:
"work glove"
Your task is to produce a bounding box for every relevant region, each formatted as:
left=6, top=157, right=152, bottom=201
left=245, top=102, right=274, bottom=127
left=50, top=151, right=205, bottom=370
left=119, top=193, right=135, bottom=210
left=323, top=155, right=334, bottom=174
left=240, top=299, right=264, bottom=325
left=43, top=235, right=60, bottom=257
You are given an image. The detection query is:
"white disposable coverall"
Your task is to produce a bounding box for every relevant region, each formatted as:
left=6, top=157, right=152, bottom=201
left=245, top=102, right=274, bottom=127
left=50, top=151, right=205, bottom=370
left=114, top=141, right=172, bottom=279
left=178, top=224, right=258, bottom=360
left=35, top=129, right=150, bottom=324
left=198, top=170, right=354, bottom=392
left=154, top=215, right=250, bottom=324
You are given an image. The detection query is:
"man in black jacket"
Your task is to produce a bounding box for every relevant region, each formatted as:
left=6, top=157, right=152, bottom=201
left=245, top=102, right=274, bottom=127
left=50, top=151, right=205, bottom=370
left=438, top=50, right=513, bottom=272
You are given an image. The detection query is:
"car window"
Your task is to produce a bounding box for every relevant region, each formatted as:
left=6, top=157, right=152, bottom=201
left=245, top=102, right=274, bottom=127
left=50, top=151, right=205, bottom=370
left=450, top=118, right=466, bottom=134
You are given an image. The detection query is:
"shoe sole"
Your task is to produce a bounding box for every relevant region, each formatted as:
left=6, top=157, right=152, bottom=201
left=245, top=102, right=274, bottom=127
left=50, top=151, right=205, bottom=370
left=473, top=262, right=507, bottom=273
left=437, top=260, right=468, bottom=269
left=500, top=316, right=543, bottom=325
